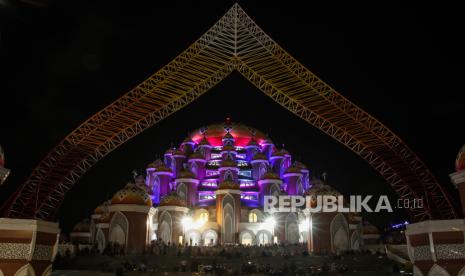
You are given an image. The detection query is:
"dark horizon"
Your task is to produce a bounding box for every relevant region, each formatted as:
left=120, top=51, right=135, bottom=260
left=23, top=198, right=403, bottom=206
left=0, top=1, right=464, bottom=233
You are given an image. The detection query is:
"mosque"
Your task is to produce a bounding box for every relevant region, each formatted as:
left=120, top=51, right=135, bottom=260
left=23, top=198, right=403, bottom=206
left=70, top=122, right=370, bottom=254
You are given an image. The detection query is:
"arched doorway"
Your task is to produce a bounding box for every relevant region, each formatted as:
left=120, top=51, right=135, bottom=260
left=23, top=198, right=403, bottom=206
left=285, top=213, right=300, bottom=244
left=240, top=230, right=254, bottom=245
left=158, top=211, right=172, bottom=244
left=202, top=230, right=218, bottom=246
left=222, top=194, right=235, bottom=244
left=256, top=230, right=271, bottom=245
left=186, top=230, right=201, bottom=246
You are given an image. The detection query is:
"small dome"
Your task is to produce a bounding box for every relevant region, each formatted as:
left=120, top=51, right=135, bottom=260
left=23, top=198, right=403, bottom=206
left=294, top=161, right=307, bottom=169
left=247, top=138, right=259, bottom=147
left=363, top=222, right=380, bottom=234
left=252, top=152, right=267, bottom=160
left=222, top=144, right=236, bottom=151
left=218, top=180, right=240, bottom=190
left=99, top=213, right=111, bottom=223
left=147, top=162, right=158, bottom=169
left=285, top=166, right=302, bottom=174
left=262, top=138, right=273, bottom=144
left=94, top=205, right=105, bottom=214
left=271, top=150, right=285, bottom=157
left=199, top=136, right=211, bottom=146
left=72, top=219, right=90, bottom=232
left=221, top=159, right=237, bottom=167
left=189, top=152, right=204, bottom=160
left=155, top=163, right=172, bottom=173
left=260, top=171, right=280, bottom=180
left=147, top=159, right=163, bottom=169
left=456, top=145, right=465, bottom=172
left=177, top=169, right=196, bottom=179
left=159, top=191, right=187, bottom=207
left=111, top=182, right=152, bottom=206
left=173, top=149, right=185, bottom=156
left=165, top=148, right=175, bottom=155
left=183, top=136, right=194, bottom=143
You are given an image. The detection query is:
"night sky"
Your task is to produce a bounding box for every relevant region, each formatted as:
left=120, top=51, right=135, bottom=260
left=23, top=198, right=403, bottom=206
left=0, top=1, right=464, bottom=233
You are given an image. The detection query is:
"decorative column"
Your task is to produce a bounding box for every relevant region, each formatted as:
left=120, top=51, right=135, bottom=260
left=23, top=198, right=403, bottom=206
left=404, top=146, right=465, bottom=276
left=0, top=218, right=60, bottom=276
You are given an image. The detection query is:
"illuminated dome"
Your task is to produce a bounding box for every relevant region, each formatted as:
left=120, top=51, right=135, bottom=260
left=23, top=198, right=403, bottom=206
left=294, top=161, right=307, bottom=169
left=160, top=191, right=187, bottom=207
left=189, top=123, right=267, bottom=147
left=165, top=148, right=175, bottom=155
left=155, top=163, right=172, bottom=173
left=285, top=165, right=302, bottom=174
left=271, top=150, right=286, bottom=157
left=173, top=148, right=185, bottom=156
left=456, top=145, right=465, bottom=172
left=72, top=219, right=90, bottom=232
left=218, top=180, right=240, bottom=190
left=94, top=205, right=105, bottom=214
left=99, top=212, right=110, bottom=223
left=177, top=169, right=196, bottom=179
left=260, top=171, right=280, bottom=180
left=252, top=152, right=267, bottom=160
left=111, top=182, right=152, bottom=206
left=247, top=139, right=259, bottom=147
left=188, top=151, right=204, bottom=160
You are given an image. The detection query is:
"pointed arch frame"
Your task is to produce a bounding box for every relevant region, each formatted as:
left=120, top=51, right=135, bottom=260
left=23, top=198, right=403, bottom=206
left=1, top=4, right=457, bottom=221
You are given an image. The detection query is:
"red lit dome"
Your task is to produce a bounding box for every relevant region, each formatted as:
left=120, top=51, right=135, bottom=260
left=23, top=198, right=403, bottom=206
left=159, top=191, right=187, bottom=207
left=189, top=123, right=267, bottom=147
left=111, top=182, right=152, bottom=206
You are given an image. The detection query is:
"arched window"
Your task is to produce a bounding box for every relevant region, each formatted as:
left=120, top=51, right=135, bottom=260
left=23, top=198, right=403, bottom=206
left=297, top=176, right=303, bottom=195
left=224, top=170, right=234, bottom=181
left=258, top=163, right=266, bottom=179
left=249, top=212, right=258, bottom=223
left=177, top=183, right=187, bottom=201
left=200, top=211, right=209, bottom=223
left=270, top=184, right=280, bottom=196
left=191, top=162, right=198, bottom=178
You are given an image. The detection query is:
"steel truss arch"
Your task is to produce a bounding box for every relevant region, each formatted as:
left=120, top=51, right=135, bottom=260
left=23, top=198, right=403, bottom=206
left=2, top=4, right=457, bottom=221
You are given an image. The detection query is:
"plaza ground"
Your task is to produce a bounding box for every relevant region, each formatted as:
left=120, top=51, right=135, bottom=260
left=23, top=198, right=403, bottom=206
left=52, top=252, right=411, bottom=275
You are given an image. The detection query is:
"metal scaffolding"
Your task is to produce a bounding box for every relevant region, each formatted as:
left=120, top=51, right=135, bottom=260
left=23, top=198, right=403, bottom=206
left=1, top=4, right=457, bottom=221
